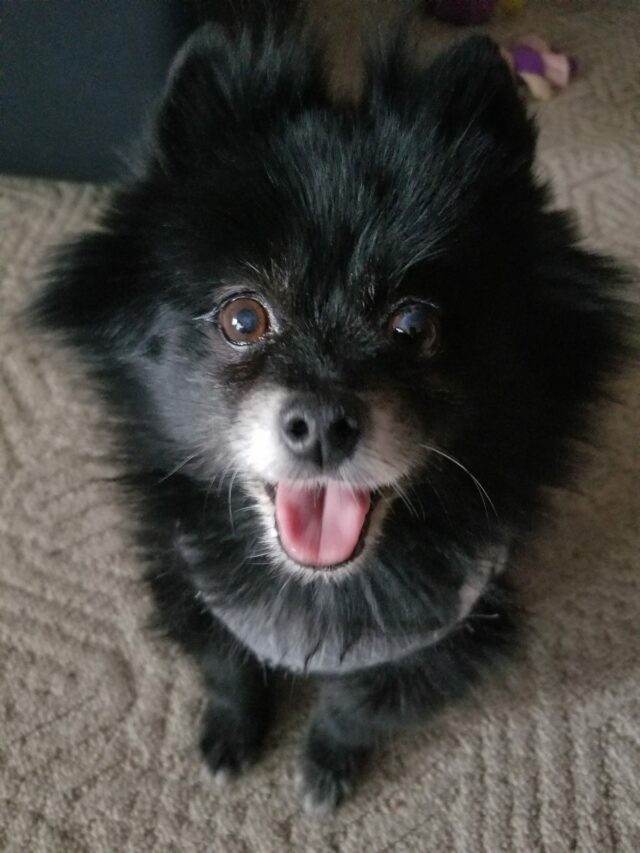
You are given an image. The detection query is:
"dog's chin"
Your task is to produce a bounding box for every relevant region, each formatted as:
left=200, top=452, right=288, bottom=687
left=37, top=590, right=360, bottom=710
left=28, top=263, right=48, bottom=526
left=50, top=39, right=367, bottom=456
left=245, top=479, right=394, bottom=581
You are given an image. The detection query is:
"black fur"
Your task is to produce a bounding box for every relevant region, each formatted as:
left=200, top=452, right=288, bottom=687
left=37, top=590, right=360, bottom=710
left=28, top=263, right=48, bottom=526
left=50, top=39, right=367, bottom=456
left=31, top=19, right=628, bottom=813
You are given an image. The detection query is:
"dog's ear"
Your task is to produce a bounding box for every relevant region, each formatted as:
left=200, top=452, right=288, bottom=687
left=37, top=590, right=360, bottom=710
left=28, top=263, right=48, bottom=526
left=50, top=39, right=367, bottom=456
left=426, top=36, right=535, bottom=165
left=153, top=22, right=325, bottom=176
left=368, top=34, right=536, bottom=175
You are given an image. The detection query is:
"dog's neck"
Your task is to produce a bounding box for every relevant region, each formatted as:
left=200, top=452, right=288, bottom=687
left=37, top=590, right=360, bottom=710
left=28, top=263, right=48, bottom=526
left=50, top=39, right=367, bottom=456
left=206, top=543, right=510, bottom=675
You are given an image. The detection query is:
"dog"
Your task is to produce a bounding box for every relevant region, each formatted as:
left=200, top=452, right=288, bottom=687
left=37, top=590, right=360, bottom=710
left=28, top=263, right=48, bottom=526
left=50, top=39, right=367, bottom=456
left=32, top=14, right=627, bottom=814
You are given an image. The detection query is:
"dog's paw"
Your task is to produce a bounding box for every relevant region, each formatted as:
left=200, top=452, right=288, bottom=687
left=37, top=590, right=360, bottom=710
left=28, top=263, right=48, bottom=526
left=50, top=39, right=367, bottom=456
left=297, top=761, right=354, bottom=816
left=199, top=703, right=264, bottom=780
left=297, top=738, right=368, bottom=816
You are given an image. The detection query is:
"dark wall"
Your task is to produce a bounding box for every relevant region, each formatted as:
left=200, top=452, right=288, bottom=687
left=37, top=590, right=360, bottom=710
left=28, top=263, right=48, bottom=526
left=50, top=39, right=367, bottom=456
left=1, top=1, right=196, bottom=182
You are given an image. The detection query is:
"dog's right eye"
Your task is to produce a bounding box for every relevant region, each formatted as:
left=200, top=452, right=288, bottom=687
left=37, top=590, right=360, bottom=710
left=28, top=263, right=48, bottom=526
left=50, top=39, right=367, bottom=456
left=218, top=296, right=270, bottom=346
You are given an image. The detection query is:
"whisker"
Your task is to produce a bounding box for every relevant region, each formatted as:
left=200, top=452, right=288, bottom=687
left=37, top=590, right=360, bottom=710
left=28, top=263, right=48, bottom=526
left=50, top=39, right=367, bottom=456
left=389, top=479, right=420, bottom=519
left=421, top=443, right=499, bottom=523
left=202, top=455, right=238, bottom=519
left=157, top=451, right=202, bottom=484
left=424, top=476, right=452, bottom=528
left=227, top=468, right=239, bottom=534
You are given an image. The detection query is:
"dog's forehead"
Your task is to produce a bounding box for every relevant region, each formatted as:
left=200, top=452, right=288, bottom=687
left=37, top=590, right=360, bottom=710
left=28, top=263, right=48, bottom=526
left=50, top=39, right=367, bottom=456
left=193, top=115, right=457, bottom=312
left=238, top=258, right=382, bottom=326
left=265, top=123, right=455, bottom=292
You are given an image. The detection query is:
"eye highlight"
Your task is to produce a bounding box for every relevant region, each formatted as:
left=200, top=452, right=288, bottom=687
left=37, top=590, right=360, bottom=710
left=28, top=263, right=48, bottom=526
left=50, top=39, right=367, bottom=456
left=387, top=302, right=441, bottom=356
left=218, top=296, right=270, bottom=346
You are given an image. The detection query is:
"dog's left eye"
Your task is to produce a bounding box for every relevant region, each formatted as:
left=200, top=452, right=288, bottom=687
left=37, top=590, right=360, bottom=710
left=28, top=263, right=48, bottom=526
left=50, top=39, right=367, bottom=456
left=387, top=303, right=441, bottom=355
left=218, top=296, right=270, bottom=346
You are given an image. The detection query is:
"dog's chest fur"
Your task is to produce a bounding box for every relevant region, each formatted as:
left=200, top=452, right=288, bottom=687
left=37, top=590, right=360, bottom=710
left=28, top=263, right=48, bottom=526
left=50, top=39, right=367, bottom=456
left=204, top=546, right=508, bottom=674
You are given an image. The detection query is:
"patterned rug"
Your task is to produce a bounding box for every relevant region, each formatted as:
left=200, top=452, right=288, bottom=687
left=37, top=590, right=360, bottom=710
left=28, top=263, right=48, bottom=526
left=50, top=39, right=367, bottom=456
left=1, top=1, right=638, bottom=850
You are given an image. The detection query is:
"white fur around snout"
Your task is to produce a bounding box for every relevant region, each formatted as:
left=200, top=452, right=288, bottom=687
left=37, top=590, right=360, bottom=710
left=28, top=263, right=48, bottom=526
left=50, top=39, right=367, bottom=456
left=231, top=386, right=289, bottom=481
left=225, top=384, right=425, bottom=580
left=228, top=385, right=423, bottom=491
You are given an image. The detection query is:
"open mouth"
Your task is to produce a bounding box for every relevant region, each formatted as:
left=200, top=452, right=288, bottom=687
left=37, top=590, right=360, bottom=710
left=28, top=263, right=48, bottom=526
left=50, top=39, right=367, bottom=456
left=265, top=482, right=382, bottom=570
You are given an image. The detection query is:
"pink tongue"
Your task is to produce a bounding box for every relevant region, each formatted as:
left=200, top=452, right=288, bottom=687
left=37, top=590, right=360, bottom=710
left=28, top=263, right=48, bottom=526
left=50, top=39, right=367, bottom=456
left=275, top=483, right=371, bottom=567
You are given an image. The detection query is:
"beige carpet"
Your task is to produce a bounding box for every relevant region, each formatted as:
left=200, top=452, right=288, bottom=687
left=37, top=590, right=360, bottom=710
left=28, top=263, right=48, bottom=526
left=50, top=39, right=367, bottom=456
left=1, top=2, right=639, bottom=850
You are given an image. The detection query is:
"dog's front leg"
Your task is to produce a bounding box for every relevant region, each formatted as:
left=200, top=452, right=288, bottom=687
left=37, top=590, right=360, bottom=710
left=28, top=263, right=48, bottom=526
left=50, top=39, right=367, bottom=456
left=299, top=595, right=513, bottom=814
left=299, top=664, right=423, bottom=815
left=196, top=624, right=272, bottom=782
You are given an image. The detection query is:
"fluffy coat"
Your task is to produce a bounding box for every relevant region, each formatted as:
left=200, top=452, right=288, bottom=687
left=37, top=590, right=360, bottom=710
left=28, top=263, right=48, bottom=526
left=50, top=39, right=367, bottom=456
left=32, top=20, right=627, bottom=812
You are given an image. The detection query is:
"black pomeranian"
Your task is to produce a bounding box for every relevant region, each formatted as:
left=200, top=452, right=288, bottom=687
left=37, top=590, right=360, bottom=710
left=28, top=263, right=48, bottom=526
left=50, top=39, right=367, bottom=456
left=33, top=15, right=627, bottom=814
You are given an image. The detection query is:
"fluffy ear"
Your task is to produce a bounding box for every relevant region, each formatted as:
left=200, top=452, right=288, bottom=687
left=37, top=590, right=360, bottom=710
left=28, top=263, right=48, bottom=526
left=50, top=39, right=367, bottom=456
left=153, top=22, right=326, bottom=176
left=369, top=34, right=536, bottom=176
left=427, top=36, right=535, bottom=163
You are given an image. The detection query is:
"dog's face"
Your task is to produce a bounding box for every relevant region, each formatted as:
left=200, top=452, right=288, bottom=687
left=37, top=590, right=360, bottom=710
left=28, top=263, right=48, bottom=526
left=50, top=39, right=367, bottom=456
left=126, top=33, right=532, bottom=576
left=181, top=254, right=443, bottom=576
left=41, top=27, right=620, bottom=591
left=119, top=29, right=542, bottom=580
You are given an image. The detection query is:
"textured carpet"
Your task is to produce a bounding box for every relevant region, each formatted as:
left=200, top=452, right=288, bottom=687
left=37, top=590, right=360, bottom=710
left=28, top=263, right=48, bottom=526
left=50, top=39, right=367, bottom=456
left=1, top=2, right=639, bottom=850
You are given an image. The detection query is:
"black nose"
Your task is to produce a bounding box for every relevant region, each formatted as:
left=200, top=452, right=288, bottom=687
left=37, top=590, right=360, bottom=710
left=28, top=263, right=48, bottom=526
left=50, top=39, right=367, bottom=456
left=279, top=394, right=364, bottom=469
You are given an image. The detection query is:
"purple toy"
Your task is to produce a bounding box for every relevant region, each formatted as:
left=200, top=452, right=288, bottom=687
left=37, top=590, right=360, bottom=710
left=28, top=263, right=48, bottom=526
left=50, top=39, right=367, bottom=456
left=510, top=44, right=547, bottom=77
left=505, top=36, right=578, bottom=99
